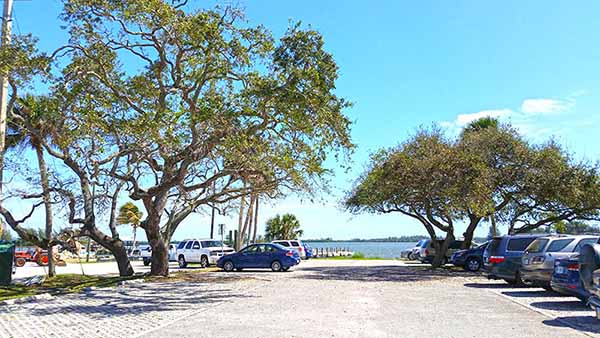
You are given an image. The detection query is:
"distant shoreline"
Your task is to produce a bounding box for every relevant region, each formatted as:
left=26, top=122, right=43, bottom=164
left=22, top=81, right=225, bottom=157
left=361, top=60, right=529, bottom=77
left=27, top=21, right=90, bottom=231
left=305, top=237, right=489, bottom=243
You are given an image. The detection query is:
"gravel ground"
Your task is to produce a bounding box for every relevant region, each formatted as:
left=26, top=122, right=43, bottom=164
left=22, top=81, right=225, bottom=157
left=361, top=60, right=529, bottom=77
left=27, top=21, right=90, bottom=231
left=2, top=259, right=598, bottom=338
left=147, top=259, right=597, bottom=338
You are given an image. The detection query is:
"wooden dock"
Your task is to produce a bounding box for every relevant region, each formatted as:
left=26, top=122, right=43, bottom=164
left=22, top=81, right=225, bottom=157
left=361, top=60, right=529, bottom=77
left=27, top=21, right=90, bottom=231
left=311, top=247, right=354, bottom=257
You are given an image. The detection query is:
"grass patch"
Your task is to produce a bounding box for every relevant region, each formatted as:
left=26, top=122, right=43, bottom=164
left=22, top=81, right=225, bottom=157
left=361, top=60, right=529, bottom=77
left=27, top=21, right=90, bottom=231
left=323, top=252, right=388, bottom=260
left=0, top=274, right=143, bottom=302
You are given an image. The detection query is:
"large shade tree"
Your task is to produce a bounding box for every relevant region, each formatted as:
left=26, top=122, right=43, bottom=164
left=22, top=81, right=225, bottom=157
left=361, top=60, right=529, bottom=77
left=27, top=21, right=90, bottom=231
left=3, top=0, right=352, bottom=277
left=346, top=122, right=600, bottom=267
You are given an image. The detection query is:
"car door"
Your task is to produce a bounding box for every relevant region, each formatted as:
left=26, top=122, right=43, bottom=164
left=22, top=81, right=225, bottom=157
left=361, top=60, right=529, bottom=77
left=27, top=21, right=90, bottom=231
left=191, top=241, right=202, bottom=262
left=238, top=245, right=259, bottom=268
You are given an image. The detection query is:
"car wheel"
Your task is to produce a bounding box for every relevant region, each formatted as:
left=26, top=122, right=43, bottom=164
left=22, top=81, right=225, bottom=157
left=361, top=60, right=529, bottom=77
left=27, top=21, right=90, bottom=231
left=408, top=253, right=416, bottom=261
left=178, top=255, right=188, bottom=268
left=200, top=255, right=209, bottom=268
left=223, top=261, right=235, bottom=272
left=15, top=257, right=26, bottom=267
left=465, top=257, right=481, bottom=272
left=271, top=260, right=282, bottom=272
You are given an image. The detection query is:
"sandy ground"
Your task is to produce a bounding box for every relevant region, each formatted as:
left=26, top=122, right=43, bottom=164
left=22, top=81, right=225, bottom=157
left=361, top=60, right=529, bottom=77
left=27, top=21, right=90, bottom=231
left=5, top=259, right=599, bottom=338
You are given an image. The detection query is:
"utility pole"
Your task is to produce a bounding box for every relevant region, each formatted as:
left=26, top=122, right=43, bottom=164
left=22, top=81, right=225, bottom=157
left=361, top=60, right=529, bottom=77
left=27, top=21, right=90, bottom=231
left=0, top=0, right=14, bottom=237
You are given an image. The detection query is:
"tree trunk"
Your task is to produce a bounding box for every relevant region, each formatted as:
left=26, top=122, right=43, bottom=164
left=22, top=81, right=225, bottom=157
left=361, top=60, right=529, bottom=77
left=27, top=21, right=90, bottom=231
left=236, top=185, right=246, bottom=251
left=145, top=214, right=169, bottom=276
left=431, top=232, right=454, bottom=268
left=240, top=195, right=254, bottom=247
left=132, top=225, right=137, bottom=250
left=462, top=215, right=481, bottom=249
left=87, top=227, right=133, bottom=276
left=34, top=141, right=55, bottom=277
left=490, top=214, right=497, bottom=237
left=252, top=195, right=259, bottom=243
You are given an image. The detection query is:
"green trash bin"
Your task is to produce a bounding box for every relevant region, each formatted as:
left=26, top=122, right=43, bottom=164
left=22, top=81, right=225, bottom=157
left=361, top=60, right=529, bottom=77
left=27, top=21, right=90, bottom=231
left=0, top=242, right=15, bottom=286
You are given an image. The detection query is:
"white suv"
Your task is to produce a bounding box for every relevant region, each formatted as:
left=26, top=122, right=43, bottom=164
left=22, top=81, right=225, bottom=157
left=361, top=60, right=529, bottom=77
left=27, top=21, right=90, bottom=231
left=272, top=240, right=307, bottom=259
left=176, top=239, right=235, bottom=268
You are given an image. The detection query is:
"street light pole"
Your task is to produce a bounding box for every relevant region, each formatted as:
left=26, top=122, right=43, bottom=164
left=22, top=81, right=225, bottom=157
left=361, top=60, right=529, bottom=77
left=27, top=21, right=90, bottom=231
left=0, top=0, right=14, bottom=237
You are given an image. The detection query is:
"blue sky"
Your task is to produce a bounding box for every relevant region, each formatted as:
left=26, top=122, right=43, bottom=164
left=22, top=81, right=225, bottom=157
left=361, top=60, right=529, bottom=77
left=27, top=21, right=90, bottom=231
left=6, top=0, right=600, bottom=241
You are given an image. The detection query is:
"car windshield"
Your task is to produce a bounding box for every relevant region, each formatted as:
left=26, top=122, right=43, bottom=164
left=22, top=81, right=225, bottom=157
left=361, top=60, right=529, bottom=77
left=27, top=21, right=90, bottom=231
left=200, top=240, right=223, bottom=248
left=416, top=239, right=427, bottom=247
left=525, top=238, right=548, bottom=253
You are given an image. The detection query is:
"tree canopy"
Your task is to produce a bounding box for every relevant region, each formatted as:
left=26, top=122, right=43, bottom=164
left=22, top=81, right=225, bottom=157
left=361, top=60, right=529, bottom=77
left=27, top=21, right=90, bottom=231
left=0, top=1, right=354, bottom=276
left=265, top=214, right=304, bottom=241
left=346, top=119, right=600, bottom=266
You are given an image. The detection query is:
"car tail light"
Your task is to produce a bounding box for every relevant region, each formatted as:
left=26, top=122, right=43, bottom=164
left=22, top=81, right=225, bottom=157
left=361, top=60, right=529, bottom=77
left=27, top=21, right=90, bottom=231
left=567, top=263, right=580, bottom=271
left=286, top=251, right=294, bottom=257
left=489, top=256, right=505, bottom=264
left=298, top=247, right=303, bottom=251
left=425, top=249, right=429, bottom=256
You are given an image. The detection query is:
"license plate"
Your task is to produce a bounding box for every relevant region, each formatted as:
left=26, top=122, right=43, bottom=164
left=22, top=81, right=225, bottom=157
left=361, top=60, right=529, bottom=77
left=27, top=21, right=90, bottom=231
left=555, top=266, right=567, bottom=275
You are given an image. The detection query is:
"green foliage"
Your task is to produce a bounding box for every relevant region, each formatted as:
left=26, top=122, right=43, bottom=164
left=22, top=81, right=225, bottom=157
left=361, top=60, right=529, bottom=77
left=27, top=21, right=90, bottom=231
left=462, top=117, right=499, bottom=134
left=264, top=214, right=304, bottom=241
left=116, top=202, right=143, bottom=227
left=346, top=122, right=600, bottom=243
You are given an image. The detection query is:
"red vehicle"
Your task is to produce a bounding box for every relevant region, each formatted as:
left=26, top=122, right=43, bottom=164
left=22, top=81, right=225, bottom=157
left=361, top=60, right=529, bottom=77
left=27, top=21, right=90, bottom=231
left=14, top=247, right=50, bottom=267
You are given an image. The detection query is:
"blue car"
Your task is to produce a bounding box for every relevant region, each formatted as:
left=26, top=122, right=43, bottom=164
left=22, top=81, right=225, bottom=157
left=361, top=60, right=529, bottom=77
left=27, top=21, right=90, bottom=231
left=217, top=243, right=301, bottom=272
left=451, top=242, right=488, bottom=272
left=551, top=257, right=588, bottom=301
left=303, top=242, right=314, bottom=259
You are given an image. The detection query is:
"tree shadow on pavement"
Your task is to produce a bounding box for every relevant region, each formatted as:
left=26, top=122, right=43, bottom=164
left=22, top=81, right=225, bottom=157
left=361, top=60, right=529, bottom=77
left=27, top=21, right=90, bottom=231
left=501, top=290, right=557, bottom=298
left=543, top=316, right=600, bottom=334
left=12, top=281, right=256, bottom=319
left=530, top=300, right=589, bottom=311
left=463, top=282, right=516, bottom=289
left=295, top=265, right=480, bottom=283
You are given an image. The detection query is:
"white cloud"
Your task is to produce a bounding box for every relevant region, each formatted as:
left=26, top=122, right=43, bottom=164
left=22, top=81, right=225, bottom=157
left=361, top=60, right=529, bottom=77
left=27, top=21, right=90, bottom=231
left=454, top=109, right=513, bottom=126
left=520, top=98, right=570, bottom=115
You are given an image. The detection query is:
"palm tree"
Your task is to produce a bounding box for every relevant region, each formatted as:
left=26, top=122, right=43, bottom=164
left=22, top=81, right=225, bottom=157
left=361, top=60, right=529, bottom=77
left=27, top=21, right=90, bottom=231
left=264, top=214, right=303, bottom=241
left=116, top=202, right=143, bottom=250
left=8, top=96, right=57, bottom=276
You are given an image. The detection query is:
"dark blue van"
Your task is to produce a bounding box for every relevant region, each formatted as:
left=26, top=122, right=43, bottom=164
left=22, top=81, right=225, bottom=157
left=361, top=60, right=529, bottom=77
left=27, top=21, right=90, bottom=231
left=483, top=234, right=543, bottom=285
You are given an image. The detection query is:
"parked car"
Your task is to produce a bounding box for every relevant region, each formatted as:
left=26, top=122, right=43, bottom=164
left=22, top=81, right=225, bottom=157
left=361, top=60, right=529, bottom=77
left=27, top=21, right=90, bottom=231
left=521, top=235, right=599, bottom=289
left=551, top=256, right=589, bottom=301
left=483, top=234, right=543, bottom=285
left=217, top=243, right=301, bottom=272
left=451, top=241, right=488, bottom=272
left=407, top=239, right=428, bottom=261
left=141, top=244, right=178, bottom=266
left=176, top=239, right=235, bottom=268
left=579, top=241, right=600, bottom=319
left=417, top=239, right=467, bottom=265
left=303, top=242, right=314, bottom=259
left=272, top=240, right=307, bottom=259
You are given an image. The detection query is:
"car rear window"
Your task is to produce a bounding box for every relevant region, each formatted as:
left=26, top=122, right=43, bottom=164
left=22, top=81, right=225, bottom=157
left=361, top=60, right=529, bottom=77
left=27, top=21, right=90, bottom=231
left=487, top=238, right=502, bottom=254
left=574, top=238, right=599, bottom=252
left=507, top=238, right=536, bottom=251
left=276, top=241, right=290, bottom=247
left=526, top=238, right=549, bottom=253
left=546, top=239, right=574, bottom=252
left=290, top=241, right=300, bottom=246
left=449, top=241, right=463, bottom=249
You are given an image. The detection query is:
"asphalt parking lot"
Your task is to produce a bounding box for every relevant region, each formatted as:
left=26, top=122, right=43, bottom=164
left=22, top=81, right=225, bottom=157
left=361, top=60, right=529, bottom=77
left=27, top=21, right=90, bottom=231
left=3, top=260, right=599, bottom=338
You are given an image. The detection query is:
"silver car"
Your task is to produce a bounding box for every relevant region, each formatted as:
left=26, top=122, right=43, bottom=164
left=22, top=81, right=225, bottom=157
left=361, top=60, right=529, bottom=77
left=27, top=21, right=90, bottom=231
left=521, top=235, right=599, bottom=288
